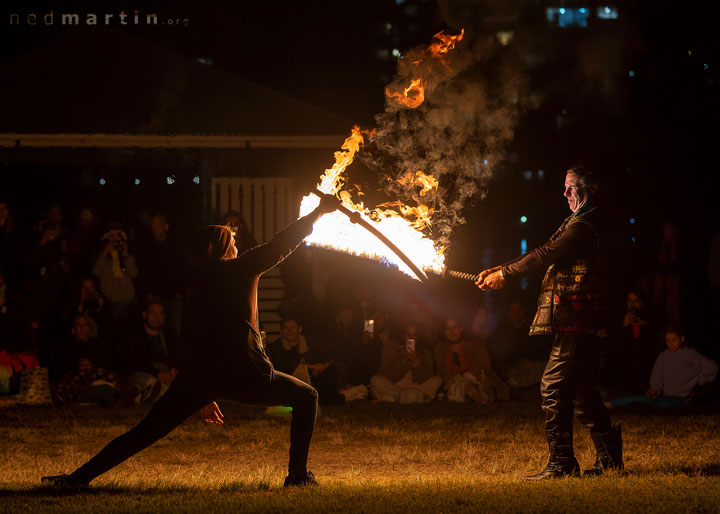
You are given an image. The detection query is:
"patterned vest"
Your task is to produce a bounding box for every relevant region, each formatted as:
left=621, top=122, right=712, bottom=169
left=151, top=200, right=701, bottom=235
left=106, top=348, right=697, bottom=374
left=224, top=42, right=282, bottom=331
left=529, top=207, right=608, bottom=337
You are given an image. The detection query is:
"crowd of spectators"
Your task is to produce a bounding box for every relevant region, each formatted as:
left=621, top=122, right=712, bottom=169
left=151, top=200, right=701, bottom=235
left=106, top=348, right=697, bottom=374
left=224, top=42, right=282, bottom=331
left=0, top=199, right=718, bottom=411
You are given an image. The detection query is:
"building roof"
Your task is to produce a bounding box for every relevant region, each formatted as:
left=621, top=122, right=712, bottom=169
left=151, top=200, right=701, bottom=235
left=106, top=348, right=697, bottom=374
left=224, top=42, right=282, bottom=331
left=0, top=27, right=350, bottom=138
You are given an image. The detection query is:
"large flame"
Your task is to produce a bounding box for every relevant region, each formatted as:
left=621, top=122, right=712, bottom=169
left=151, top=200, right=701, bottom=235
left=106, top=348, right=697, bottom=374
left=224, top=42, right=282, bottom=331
left=298, top=30, right=467, bottom=279
left=300, top=133, right=445, bottom=279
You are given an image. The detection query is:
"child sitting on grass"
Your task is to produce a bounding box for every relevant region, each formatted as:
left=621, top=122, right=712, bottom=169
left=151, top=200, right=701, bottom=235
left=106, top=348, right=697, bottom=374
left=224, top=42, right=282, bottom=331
left=606, top=325, right=718, bottom=409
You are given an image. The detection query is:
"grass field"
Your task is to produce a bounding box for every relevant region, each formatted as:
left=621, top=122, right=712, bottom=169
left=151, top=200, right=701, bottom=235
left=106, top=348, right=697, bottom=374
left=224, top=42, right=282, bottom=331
left=1, top=393, right=719, bottom=513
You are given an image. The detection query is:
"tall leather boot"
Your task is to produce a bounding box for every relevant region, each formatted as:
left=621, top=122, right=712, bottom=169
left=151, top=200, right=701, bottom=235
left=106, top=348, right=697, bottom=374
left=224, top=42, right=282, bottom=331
left=524, top=430, right=580, bottom=481
left=584, top=424, right=623, bottom=476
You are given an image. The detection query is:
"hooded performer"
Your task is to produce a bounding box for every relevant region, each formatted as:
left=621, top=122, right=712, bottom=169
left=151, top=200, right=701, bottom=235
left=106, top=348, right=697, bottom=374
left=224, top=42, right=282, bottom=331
left=43, top=194, right=340, bottom=488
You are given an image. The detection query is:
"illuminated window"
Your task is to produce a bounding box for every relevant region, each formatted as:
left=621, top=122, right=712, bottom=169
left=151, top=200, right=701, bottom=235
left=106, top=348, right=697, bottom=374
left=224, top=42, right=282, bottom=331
left=596, top=6, right=619, bottom=19
left=546, top=7, right=589, bottom=27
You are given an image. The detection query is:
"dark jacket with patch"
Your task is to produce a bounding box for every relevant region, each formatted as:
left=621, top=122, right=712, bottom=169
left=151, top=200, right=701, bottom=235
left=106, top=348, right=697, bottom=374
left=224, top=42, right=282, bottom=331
left=501, top=206, right=609, bottom=337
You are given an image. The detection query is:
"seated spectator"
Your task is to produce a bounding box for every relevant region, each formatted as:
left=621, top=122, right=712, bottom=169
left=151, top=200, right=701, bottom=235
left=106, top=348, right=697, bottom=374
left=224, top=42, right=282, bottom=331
left=434, top=317, right=509, bottom=404
left=126, top=301, right=181, bottom=402
left=66, top=276, right=110, bottom=339
left=370, top=323, right=441, bottom=403
left=92, top=224, right=138, bottom=328
left=267, top=316, right=309, bottom=375
left=52, top=314, right=112, bottom=382
left=55, top=357, right=136, bottom=408
left=607, top=325, right=718, bottom=409
left=332, top=306, right=383, bottom=400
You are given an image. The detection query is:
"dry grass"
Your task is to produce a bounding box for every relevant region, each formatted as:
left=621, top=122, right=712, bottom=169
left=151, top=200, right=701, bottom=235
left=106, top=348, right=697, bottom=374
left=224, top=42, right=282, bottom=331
left=1, top=395, right=719, bottom=512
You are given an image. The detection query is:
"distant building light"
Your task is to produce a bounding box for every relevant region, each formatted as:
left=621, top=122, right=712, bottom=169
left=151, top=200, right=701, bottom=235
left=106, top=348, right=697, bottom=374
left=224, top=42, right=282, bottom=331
left=629, top=70, right=635, bottom=77
left=376, top=49, right=391, bottom=60
left=483, top=159, right=490, bottom=165
left=704, top=63, right=709, bottom=70
left=688, top=50, right=693, bottom=56
left=537, top=169, right=545, bottom=179
left=99, top=178, right=106, bottom=185
left=546, top=7, right=589, bottom=28
left=629, top=217, right=636, bottom=224
left=193, top=175, right=200, bottom=184
left=597, top=6, right=618, bottom=19
left=392, top=48, right=401, bottom=58
left=166, top=176, right=175, bottom=185
left=395, top=0, right=405, bottom=4
left=520, top=277, right=529, bottom=290
left=134, top=178, right=140, bottom=185
left=521, top=239, right=528, bottom=254
left=520, top=216, right=528, bottom=224
left=631, top=237, right=636, bottom=243
left=385, top=22, right=392, bottom=32
left=522, top=170, right=533, bottom=180
left=196, top=57, right=213, bottom=66
left=496, top=31, right=514, bottom=46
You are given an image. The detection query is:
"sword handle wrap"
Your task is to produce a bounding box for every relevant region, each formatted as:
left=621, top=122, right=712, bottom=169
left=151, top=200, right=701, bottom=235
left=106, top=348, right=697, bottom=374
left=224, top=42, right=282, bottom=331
left=445, top=269, right=480, bottom=282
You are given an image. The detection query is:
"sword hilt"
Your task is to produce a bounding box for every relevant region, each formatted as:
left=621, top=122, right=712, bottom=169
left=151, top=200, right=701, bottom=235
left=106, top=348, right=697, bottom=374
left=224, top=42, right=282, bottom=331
left=443, top=269, right=480, bottom=282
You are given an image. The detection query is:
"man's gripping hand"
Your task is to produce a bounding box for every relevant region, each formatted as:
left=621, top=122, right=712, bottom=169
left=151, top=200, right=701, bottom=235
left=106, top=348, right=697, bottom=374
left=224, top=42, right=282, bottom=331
left=475, top=267, right=506, bottom=291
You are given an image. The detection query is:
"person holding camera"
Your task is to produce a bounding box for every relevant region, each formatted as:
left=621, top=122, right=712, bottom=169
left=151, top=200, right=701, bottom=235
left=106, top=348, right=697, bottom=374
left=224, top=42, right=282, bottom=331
left=370, top=322, right=441, bottom=403
left=92, top=224, right=138, bottom=328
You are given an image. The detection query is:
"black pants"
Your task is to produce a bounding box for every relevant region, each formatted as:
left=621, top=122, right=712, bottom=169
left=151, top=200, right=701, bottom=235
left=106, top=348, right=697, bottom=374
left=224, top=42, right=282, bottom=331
left=69, top=370, right=318, bottom=484
left=541, top=334, right=611, bottom=438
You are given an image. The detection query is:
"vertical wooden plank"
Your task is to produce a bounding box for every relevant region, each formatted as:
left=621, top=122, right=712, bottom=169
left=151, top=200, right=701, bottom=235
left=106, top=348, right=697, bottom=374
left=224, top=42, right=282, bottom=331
left=253, top=181, right=264, bottom=243
left=268, top=181, right=276, bottom=236
left=241, top=178, right=252, bottom=234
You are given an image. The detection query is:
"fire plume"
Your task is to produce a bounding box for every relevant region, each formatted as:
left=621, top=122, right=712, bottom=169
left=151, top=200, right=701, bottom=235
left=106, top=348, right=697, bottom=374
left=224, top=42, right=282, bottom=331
left=385, top=78, right=427, bottom=109
left=428, top=28, right=465, bottom=57
left=299, top=131, right=445, bottom=278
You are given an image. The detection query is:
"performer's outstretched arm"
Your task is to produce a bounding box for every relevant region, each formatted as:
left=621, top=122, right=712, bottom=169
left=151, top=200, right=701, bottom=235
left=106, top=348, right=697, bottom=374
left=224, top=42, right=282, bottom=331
left=231, top=195, right=340, bottom=275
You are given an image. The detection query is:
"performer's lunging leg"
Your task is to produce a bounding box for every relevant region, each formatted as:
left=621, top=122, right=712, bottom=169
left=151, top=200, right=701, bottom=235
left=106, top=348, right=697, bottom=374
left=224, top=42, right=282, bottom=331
left=47, top=384, right=209, bottom=486
left=229, top=371, right=318, bottom=483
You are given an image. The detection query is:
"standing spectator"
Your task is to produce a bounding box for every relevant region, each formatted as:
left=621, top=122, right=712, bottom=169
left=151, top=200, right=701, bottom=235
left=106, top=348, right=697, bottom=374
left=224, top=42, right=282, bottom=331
left=126, top=301, right=181, bottom=402
left=434, top=317, right=509, bottom=404
left=652, top=222, right=682, bottom=324
left=0, top=201, right=21, bottom=287
left=370, top=323, right=441, bottom=403
left=135, top=214, right=185, bottom=336
left=92, top=224, right=138, bottom=329
left=65, top=206, right=102, bottom=281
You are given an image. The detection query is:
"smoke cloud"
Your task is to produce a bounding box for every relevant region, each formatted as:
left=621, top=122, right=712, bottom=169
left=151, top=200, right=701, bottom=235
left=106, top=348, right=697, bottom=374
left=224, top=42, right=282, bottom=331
left=359, top=18, right=526, bottom=250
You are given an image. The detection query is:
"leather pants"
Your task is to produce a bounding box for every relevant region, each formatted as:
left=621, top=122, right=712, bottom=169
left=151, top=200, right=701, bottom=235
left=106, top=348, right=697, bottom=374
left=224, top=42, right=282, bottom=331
left=541, top=334, right=611, bottom=437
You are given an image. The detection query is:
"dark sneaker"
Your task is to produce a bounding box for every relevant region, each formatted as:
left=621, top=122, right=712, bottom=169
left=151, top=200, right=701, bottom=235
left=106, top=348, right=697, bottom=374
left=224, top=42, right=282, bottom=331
left=41, top=474, right=88, bottom=489
left=283, top=470, right=318, bottom=487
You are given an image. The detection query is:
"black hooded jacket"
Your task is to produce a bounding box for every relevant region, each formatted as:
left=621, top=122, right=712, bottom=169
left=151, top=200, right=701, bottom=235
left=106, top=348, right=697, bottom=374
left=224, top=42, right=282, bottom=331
left=181, top=214, right=316, bottom=387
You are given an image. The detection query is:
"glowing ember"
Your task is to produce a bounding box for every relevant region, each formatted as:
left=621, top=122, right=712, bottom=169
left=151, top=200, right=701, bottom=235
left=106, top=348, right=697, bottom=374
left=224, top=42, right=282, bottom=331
left=385, top=78, right=427, bottom=109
